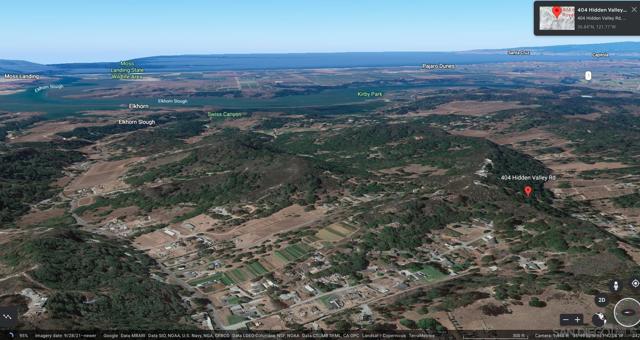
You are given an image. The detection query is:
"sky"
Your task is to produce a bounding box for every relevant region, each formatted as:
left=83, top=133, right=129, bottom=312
left=2, top=0, right=639, bottom=63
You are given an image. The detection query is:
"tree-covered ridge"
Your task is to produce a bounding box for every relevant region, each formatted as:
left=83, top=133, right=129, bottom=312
left=56, top=112, right=205, bottom=141
left=0, top=116, right=44, bottom=141
left=115, top=120, right=207, bottom=155
left=613, top=192, right=640, bottom=208
left=551, top=113, right=640, bottom=165
left=359, top=199, right=472, bottom=251
left=0, top=143, right=84, bottom=224
left=89, top=122, right=556, bottom=224
left=2, top=229, right=189, bottom=329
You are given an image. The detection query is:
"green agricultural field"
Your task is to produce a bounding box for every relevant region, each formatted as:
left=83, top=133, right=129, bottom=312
left=227, top=315, right=247, bottom=325
left=245, top=261, right=269, bottom=277
left=317, top=222, right=358, bottom=241
left=228, top=268, right=249, bottom=282
left=304, top=235, right=321, bottom=243
left=274, top=251, right=292, bottom=262
left=417, top=265, right=447, bottom=282
left=286, top=243, right=312, bottom=258
left=324, top=225, right=348, bottom=238
left=227, top=296, right=241, bottom=305
left=189, top=272, right=234, bottom=286
left=275, top=243, right=313, bottom=263
left=195, top=261, right=270, bottom=286
left=319, top=294, right=339, bottom=308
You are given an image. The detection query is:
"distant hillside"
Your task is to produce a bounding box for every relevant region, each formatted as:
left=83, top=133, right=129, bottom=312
left=0, top=59, right=55, bottom=74
left=471, top=41, right=640, bottom=55
left=523, top=41, right=640, bottom=54
left=2, top=41, right=639, bottom=74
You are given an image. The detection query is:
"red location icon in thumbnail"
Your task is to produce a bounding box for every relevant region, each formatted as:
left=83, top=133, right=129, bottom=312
left=524, top=185, right=533, bottom=198
left=552, top=6, right=562, bottom=18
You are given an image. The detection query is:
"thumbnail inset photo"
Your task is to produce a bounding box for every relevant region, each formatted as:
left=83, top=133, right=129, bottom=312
left=539, top=6, right=575, bottom=30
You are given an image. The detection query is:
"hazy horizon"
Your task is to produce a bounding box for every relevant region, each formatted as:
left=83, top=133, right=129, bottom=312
left=4, top=0, right=640, bottom=64
left=3, top=40, right=639, bottom=66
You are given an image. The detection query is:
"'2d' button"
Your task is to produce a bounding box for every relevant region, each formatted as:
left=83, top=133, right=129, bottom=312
left=594, top=292, right=609, bottom=307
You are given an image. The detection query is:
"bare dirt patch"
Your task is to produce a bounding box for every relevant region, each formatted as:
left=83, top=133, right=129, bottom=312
left=567, top=253, right=625, bottom=276
left=489, top=128, right=563, bottom=146
left=446, top=290, right=599, bottom=330
left=219, top=117, right=260, bottom=130
left=450, top=129, right=492, bottom=138
left=143, top=152, right=191, bottom=169
left=619, top=242, right=640, bottom=265
left=83, top=206, right=140, bottom=224
left=550, top=181, right=635, bottom=201
left=148, top=206, right=195, bottom=224
left=564, top=112, right=601, bottom=121
left=419, top=101, right=537, bottom=117
left=252, top=315, right=287, bottom=330
left=378, top=163, right=438, bottom=176
left=206, top=204, right=327, bottom=249
left=547, top=161, right=629, bottom=173
left=181, top=214, right=220, bottom=233
left=77, top=196, right=96, bottom=207
left=134, top=229, right=177, bottom=250
left=17, top=208, right=66, bottom=227
left=10, top=121, right=109, bottom=143
left=64, top=157, right=144, bottom=195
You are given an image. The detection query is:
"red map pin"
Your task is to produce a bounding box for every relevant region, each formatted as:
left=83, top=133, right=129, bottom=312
left=552, top=6, right=562, bottom=18
left=524, top=185, right=533, bottom=198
